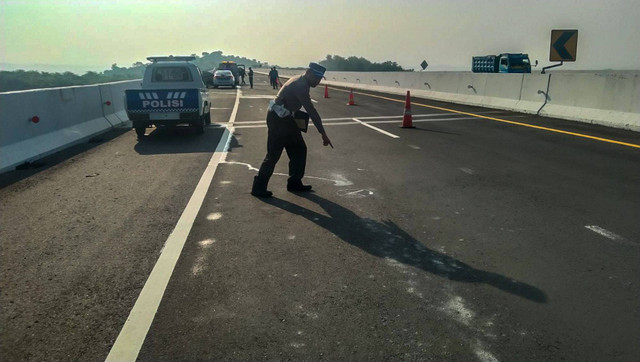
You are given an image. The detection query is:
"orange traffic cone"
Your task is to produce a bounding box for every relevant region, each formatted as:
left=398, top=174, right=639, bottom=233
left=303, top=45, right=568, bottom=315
left=400, top=90, right=415, bottom=128
left=324, top=85, right=329, bottom=98
left=347, top=89, right=355, bottom=106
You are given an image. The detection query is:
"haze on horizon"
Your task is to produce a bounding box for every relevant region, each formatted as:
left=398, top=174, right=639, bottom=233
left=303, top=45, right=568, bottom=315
left=1, top=0, right=639, bottom=74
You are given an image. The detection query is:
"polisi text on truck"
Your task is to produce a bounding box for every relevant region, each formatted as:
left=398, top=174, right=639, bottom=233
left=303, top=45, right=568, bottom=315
left=141, top=100, right=184, bottom=108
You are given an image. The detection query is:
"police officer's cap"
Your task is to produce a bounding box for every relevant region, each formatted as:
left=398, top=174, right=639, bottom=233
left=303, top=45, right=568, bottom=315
left=308, top=62, right=326, bottom=78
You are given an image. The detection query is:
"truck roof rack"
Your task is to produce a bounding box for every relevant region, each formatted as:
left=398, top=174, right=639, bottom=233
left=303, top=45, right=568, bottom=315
left=146, top=56, right=196, bottom=63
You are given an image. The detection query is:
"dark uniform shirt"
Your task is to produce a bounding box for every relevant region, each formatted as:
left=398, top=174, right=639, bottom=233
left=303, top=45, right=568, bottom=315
left=274, top=74, right=325, bottom=134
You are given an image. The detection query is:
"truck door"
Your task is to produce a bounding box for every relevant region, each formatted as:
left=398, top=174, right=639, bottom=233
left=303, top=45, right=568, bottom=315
left=499, top=56, right=509, bottom=73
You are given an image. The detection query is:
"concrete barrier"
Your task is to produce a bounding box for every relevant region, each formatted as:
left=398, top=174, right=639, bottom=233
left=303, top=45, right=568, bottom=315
left=269, top=68, right=639, bottom=132
left=0, top=80, right=140, bottom=173
left=541, top=72, right=640, bottom=131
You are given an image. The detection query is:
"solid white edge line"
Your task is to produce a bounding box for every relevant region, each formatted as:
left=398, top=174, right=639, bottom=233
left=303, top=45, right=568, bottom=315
left=352, top=118, right=399, bottom=138
left=106, top=88, right=242, bottom=361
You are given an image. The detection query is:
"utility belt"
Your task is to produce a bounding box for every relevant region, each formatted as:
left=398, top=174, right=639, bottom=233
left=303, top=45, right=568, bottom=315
left=268, top=100, right=309, bottom=132
left=268, top=100, right=291, bottom=118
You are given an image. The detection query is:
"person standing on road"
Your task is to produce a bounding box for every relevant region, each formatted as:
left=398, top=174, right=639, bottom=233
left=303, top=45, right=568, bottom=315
left=239, top=67, right=246, bottom=85
left=274, top=67, right=280, bottom=89
left=252, top=62, right=333, bottom=198
left=248, top=67, right=254, bottom=88
left=269, top=67, right=279, bottom=89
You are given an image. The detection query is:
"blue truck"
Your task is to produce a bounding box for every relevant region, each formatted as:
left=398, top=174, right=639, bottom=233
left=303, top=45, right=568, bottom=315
left=472, top=53, right=532, bottom=73
left=125, top=56, right=211, bottom=138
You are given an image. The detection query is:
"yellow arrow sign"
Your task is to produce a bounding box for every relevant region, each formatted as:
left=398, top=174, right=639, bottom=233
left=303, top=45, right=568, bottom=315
left=550, top=29, right=578, bottom=62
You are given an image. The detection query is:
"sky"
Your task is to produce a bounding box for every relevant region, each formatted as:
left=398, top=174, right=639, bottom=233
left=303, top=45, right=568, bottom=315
left=1, top=0, right=639, bottom=74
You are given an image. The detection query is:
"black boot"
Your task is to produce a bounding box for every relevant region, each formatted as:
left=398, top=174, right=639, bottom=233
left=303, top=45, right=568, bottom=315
left=287, top=181, right=312, bottom=192
left=251, top=176, right=272, bottom=198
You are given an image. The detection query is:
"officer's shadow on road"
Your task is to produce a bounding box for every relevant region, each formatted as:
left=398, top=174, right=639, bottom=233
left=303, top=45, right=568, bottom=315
left=260, top=193, right=547, bottom=303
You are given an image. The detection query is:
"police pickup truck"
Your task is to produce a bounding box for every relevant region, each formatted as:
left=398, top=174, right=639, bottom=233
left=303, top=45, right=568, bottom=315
left=125, top=56, right=211, bottom=138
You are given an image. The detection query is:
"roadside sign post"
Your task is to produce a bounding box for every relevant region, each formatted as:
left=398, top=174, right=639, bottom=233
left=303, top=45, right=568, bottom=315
left=420, top=60, right=428, bottom=71
left=542, top=29, right=578, bottom=73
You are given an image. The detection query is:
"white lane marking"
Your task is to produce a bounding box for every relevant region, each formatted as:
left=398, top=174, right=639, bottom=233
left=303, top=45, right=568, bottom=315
left=311, top=99, right=318, bottom=103
left=106, top=88, right=242, bottom=362
left=210, top=107, right=232, bottom=110
left=240, top=95, right=274, bottom=99
left=352, top=118, right=399, bottom=138
left=585, top=225, right=623, bottom=241
left=408, top=145, right=421, bottom=150
left=233, top=117, right=476, bottom=129
left=459, top=167, right=474, bottom=175
left=352, top=118, right=400, bottom=138
left=234, top=112, right=468, bottom=124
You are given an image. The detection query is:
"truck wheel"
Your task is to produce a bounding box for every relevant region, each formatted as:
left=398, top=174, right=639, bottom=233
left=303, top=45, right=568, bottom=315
left=135, top=127, right=146, bottom=138
left=205, top=112, right=211, bottom=125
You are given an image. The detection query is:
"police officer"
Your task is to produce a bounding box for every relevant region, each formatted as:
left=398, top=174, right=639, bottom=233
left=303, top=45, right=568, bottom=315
left=252, top=62, right=333, bottom=198
left=248, top=67, right=254, bottom=88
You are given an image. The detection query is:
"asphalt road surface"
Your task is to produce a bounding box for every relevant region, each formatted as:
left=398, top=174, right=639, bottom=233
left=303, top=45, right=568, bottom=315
left=1, top=73, right=639, bottom=361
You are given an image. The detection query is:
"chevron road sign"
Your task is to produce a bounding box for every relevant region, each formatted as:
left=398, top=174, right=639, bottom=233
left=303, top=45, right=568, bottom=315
left=550, top=29, right=578, bottom=62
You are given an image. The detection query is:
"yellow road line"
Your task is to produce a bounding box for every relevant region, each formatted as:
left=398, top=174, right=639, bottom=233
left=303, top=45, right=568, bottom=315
left=327, top=87, right=640, bottom=149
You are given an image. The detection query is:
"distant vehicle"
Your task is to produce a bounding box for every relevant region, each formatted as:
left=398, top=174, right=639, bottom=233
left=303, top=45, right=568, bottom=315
left=124, top=56, right=211, bottom=138
left=472, top=53, right=532, bottom=73
left=201, top=70, right=214, bottom=88
left=213, top=70, right=235, bottom=88
left=217, top=61, right=240, bottom=85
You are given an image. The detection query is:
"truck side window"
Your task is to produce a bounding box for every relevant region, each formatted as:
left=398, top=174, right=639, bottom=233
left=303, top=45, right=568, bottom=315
left=500, top=58, right=508, bottom=66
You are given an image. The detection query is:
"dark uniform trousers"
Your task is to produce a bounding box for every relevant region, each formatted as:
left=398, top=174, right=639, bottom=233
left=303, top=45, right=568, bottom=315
left=254, top=110, right=307, bottom=190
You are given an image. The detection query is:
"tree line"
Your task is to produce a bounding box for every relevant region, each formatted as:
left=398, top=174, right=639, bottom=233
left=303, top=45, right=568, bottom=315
left=0, top=51, right=263, bottom=92
left=1, top=52, right=408, bottom=92
left=318, top=55, right=409, bottom=72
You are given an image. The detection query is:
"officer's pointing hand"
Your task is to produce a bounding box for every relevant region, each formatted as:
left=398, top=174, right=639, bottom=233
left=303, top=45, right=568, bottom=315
left=322, top=133, right=333, bottom=148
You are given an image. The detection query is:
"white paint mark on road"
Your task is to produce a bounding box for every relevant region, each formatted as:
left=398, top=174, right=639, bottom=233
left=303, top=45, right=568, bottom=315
left=287, top=235, right=296, bottom=240
left=106, top=87, right=243, bottom=362
left=222, top=161, right=259, bottom=171
left=311, top=99, right=318, bottom=103
left=198, top=239, right=216, bottom=248
left=408, top=144, right=421, bottom=150
left=352, top=118, right=400, bottom=138
left=474, top=342, right=500, bottom=362
left=337, top=189, right=374, bottom=198
left=442, top=296, right=475, bottom=326
left=220, top=162, right=354, bottom=187
left=585, top=225, right=622, bottom=241
left=206, top=212, right=222, bottom=221
left=585, top=225, right=635, bottom=246
left=459, top=167, right=475, bottom=175
left=191, top=255, right=206, bottom=276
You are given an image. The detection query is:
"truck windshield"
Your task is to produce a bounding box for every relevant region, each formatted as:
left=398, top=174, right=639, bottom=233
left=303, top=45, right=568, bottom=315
left=151, top=67, right=193, bottom=82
